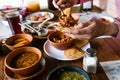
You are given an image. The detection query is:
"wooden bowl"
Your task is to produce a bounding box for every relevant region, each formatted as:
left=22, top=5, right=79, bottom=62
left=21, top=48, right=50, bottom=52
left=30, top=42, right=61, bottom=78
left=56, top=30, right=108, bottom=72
left=5, top=33, right=33, bottom=50
left=4, top=47, right=42, bottom=76
left=47, top=31, right=74, bottom=50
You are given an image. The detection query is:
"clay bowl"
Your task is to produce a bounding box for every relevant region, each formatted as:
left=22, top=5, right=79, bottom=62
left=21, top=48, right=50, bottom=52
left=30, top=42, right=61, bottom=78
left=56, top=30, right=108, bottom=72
left=4, top=47, right=42, bottom=76
left=47, top=31, right=74, bottom=50
left=5, top=33, right=33, bottom=50
left=0, top=38, right=2, bottom=54
left=4, top=58, right=45, bottom=80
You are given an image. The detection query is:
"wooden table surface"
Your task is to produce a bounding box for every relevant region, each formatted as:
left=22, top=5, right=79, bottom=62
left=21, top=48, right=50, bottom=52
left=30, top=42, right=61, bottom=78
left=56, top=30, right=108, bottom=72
left=0, top=5, right=120, bottom=80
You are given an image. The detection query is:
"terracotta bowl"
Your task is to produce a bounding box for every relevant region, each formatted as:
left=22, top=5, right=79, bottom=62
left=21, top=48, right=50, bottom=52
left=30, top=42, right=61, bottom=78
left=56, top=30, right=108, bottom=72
left=0, top=38, right=2, bottom=54
left=4, top=58, right=45, bottom=80
left=4, top=47, right=42, bottom=76
left=5, top=33, right=33, bottom=50
left=47, top=31, right=74, bottom=50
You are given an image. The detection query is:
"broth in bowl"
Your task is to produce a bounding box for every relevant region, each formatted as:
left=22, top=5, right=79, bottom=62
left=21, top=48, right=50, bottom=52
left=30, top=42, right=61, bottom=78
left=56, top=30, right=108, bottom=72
left=11, top=52, right=39, bottom=68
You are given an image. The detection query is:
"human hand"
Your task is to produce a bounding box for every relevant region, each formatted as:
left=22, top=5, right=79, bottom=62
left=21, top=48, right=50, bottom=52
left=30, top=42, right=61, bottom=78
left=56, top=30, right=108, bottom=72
left=52, top=0, right=74, bottom=10
left=64, top=19, right=111, bottom=40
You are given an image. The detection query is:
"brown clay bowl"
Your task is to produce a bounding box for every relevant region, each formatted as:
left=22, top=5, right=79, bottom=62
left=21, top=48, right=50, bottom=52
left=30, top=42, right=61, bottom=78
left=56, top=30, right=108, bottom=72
left=4, top=57, right=45, bottom=80
left=4, top=47, right=42, bottom=76
left=0, top=38, right=2, bottom=53
left=5, top=33, right=33, bottom=50
left=47, top=31, right=74, bottom=50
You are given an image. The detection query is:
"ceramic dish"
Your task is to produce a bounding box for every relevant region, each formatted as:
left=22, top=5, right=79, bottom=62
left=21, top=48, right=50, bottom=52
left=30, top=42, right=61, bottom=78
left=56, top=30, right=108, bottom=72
left=4, top=57, right=46, bottom=80
left=43, top=40, right=90, bottom=61
left=75, top=12, right=114, bottom=23
left=46, top=65, right=91, bottom=80
left=25, top=12, right=54, bottom=23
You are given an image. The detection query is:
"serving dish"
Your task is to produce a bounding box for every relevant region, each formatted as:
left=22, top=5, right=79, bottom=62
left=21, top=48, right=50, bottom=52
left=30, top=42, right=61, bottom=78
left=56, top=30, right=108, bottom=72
left=5, top=33, right=33, bottom=50
left=46, top=65, right=91, bottom=80
left=25, top=11, right=54, bottom=23
left=4, top=57, right=46, bottom=80
left=4, top=47, right=42, bottom=76
left=47, top=31, right=74, bottom=50
left=43, top=40, right=90, bottom=61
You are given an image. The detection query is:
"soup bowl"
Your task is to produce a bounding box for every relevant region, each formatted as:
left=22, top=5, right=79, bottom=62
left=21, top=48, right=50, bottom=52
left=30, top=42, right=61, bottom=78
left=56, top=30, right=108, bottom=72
left=46, top=65, right=91, bottom=80
left=4, top=47, right=42, bottom=76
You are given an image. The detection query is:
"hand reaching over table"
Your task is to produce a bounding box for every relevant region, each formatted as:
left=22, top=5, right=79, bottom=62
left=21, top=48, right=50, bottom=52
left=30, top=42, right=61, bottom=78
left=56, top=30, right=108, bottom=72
left=64, top=18, right=119, bottom=40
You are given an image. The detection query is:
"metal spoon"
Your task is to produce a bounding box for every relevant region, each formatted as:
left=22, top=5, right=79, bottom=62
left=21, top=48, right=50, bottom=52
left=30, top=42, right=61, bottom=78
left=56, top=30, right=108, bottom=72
left=19, top=23, right=41, bottom=36
left=38, top=18, right=51, bottom=30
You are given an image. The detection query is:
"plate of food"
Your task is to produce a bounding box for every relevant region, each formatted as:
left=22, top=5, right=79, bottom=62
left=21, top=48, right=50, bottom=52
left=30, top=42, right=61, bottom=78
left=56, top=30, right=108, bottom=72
left=43, top=40, right=90, bottom=61
left=25, top=11, right=54, bottom=23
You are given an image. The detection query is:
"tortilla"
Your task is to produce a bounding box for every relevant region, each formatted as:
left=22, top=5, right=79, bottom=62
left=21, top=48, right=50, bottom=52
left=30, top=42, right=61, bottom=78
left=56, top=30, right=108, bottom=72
left=64, top=47, right=85, bottom=59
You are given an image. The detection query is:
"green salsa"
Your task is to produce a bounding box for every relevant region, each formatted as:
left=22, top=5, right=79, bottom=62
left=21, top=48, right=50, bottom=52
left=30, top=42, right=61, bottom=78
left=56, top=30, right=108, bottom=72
left=54, top=71, right=87, bottom=80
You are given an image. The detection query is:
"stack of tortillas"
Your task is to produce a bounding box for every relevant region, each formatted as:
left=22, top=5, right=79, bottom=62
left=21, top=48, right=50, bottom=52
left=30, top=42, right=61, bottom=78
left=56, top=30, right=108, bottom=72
left=64, top=40, right=88, bottom=59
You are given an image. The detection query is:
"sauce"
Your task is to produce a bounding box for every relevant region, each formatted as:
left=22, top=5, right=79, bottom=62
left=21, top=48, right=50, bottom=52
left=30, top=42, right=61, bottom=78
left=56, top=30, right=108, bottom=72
left=53, top=71, right=86, bottom=80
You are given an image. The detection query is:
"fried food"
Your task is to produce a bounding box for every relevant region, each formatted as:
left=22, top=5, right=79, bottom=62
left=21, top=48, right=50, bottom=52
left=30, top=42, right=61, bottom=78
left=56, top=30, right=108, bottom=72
left=64, top=47, right=85, bottom=59
left=30, top=15, right=38, bottom=21
left=58, top=15, right=78, bottom=32
left=74, top=40, right=89, bottom=48
left=30, top=12, right=50, bottom=21
left=64, top=40, right=88, bottom=59
left=11, top=38, right=29, bottom=47
left=52, top=34, right=72, bottom=43
left=98, top=18, right=110, bottom=23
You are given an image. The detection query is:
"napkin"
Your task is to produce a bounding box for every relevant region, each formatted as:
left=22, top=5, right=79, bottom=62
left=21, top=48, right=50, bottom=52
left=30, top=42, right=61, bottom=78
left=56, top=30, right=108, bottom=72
left=0, top=20, right=13, bottom=42
left=100, top=60, right=120, bottom=80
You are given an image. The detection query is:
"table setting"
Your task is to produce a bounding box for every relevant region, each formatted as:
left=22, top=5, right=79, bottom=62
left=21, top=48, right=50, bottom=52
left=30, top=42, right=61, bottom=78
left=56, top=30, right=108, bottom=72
left=0, top=4, right=120, bottom=80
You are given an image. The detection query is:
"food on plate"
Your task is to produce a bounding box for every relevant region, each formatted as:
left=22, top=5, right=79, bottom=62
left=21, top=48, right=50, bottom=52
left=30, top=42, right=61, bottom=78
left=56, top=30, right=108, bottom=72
left=52, top=33, right=73, bottom=43
left=64, top=47, right=85, bottom=59
left=98, top=18, right=110, bottom=23
left=12, top=52, right=39, bottom=68
left=30, top=12, right=50, bottom=22
left=64, top=40, right=88, bottom=59
left=74, top=40, right=88, bottom=48
left=10, top=38, right=30, bottom=47
left=58, top=15, right=78, bottom=32
left=53, top=71, right=87, bottom=80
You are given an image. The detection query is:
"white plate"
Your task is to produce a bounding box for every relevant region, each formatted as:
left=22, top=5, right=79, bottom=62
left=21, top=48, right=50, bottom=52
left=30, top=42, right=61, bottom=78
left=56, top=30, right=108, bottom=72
left=43, top=40, right=90, bottom=61
left=95, top=14, right=114, bottom=23
left=75, top=12, right=114, bottom=23
left=25, top=11, right=54, bottom=23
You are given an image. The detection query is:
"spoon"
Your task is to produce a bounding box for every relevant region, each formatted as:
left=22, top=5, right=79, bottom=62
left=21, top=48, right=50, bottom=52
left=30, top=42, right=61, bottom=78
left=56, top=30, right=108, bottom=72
left=38, top=18, right=51, bottom=30
left=19, top=23, right=41, bottom=36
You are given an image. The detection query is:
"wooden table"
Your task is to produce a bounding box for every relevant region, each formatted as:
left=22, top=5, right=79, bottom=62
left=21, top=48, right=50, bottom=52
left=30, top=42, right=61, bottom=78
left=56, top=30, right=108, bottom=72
left=0, top=5, right=120, bottom=80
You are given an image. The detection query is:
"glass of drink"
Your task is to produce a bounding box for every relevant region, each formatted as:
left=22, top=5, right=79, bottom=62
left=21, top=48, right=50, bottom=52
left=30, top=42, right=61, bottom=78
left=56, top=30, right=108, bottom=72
left=5, top=11, right=23, bottom=35
left=23, top=0, right=40, bottom=12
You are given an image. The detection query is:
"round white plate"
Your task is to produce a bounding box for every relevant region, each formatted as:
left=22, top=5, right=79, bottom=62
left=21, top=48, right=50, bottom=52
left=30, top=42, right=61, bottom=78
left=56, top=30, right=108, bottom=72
left=75, top=12, right=114, bottom=23
left=43, top=40, right=90, bottom=61
left=25, top=11, right=54, bottom=23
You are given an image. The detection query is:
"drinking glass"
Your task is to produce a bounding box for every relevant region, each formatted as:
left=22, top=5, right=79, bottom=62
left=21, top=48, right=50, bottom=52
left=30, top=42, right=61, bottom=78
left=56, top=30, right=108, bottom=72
left=5, top=11, right=23, bottom=35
